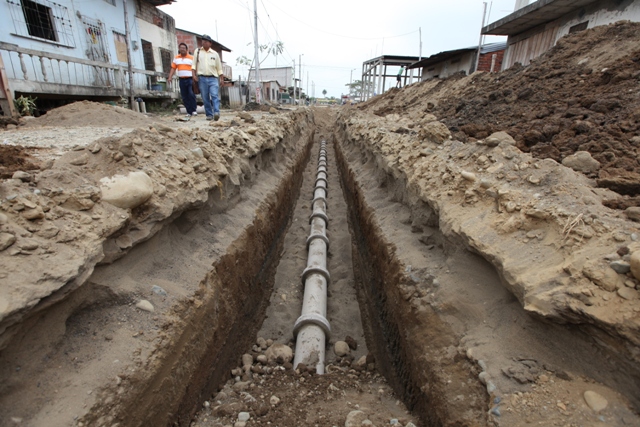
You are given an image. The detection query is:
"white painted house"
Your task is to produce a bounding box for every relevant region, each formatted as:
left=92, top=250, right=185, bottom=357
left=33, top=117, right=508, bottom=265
left=0, top=0, right=178, bottom=108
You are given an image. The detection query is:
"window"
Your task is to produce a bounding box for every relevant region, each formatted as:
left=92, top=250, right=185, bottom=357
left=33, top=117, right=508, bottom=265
left=113, top=32, right=128, bottom=63
left=159, top=48, right=172, bottom=74
left=22, top=0, right=56, bottom=41
left=103, top=0, right=116, bottom=5
left=569, top=21, right=588, bottom=33
left=6, top=0, right=76, bottom=46
left=141, top=40, right=155, bottom=71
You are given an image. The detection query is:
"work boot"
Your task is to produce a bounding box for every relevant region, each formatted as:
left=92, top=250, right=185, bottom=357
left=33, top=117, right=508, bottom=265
left=214, top=113, right=220, bottom=121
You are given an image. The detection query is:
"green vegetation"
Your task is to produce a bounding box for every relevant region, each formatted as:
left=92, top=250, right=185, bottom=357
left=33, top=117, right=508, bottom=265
left=14, top=95, right=37, bottom=116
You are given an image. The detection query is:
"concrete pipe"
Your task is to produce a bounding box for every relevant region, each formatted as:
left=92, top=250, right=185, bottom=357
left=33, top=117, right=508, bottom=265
left=294, top=141, right=331, bottom=374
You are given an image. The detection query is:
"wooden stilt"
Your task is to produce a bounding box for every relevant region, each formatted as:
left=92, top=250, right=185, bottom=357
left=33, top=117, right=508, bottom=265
left=0, top=54, right=18, bottom=118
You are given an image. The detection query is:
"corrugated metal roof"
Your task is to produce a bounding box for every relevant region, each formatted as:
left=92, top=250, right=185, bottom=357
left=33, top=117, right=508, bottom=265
left=482, top=0, right=599, bottom=35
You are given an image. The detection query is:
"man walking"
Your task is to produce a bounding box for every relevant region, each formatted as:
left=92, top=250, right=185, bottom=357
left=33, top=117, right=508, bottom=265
left=168, top=43, right=197, bottom=118
left=192, top=35, right=224, bottom=121
left=396, top=65, right=405, bottom=88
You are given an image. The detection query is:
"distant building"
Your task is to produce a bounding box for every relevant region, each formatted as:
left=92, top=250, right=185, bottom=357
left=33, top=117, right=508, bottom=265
left=483, top=0, right=640, bottom=71
left=408, top=42, right=507, bottom=81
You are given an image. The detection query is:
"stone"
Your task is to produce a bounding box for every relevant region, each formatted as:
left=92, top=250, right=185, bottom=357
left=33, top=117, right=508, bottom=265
left=609, top=260, right=631, bottom=274
left=12, top=171, right=32, bottom=182
left=625, top=207, right=640, bottom=222
left=354, top=355, right=367, bottom=368
left=0, top=212, right=7, bottom=224
left=151, top=285, right=167, bottom=296
left=334, top=341, right=351, bottom=357
left=345, top=410, right=367, bottom=427
left=630, top=251, right=640, bottom=281
left=89, top=143, right=102, bottom=153
left=22, top=206, right=45, bottom=220
left=70, top=153, right=89, bottom=166
left=583, top=261, right=622, bottom=292
left=136, top=300, right=154, bottom=312
left=269, top=107, right=278, bottom=114
left=583, top=390, right=608, bottom=412
left=237, top=412, right=250, bottom=422
left=234, top=422, right=246, bottom=427
left=561, top=151, right=600, bottom=173
left=269, top=395, right=280, bottom=406
left=242, top=354, right=253, bottom=368
left=256, top=355, right=267, bottom=364
left=265, top=343, right=293, bottom=364
left=617, top=287, right=637, bottom=300
left=19, top=240, right=39, bottom=251
left=37, top=225, right=59, bottom=239
left=485, top=131, right=515, bottom=147
left=418, top=121, right=451, bottom=144
left=0, top=233, right=17, bottom=251
left=257, top=337, right=267, bottom=349
left=100, top=171, right=154, bottom=209
left=461, top=171, right=476, bottom=181
left=344, top=335, right=358, bottom=350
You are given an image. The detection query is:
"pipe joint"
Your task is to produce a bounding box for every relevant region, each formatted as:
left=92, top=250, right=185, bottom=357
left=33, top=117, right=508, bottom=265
left=301, top=265, right=331, bottom=286
left=306, top=233, right=329, bottom=250
left=293, top=313, right=331, bottom=339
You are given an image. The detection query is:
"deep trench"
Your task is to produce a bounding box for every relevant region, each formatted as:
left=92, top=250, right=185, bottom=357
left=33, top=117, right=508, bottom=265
left=5, top=112, right=638, bottom=427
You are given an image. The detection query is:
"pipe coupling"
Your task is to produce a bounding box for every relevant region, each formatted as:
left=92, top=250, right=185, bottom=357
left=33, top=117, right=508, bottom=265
left=293, top=313, right=331, bottom=339
left=301, top=265, right=331, bottom=286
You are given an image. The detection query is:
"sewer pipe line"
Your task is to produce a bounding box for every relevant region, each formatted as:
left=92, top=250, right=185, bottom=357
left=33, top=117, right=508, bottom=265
left=293, top=140, right=331, bottom=374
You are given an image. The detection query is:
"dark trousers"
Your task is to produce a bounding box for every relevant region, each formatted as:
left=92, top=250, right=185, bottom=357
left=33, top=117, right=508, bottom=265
left=178, top=77, right=197, bottom=115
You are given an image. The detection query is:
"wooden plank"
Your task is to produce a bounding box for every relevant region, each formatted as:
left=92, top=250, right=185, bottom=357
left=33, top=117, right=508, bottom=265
left=0, top=54, right=18, bottom=117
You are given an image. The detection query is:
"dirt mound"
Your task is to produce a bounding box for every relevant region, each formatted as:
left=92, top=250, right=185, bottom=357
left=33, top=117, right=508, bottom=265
left=24, top=100, right=151, bottom=128
left=362, top=21, right=640, bottom=198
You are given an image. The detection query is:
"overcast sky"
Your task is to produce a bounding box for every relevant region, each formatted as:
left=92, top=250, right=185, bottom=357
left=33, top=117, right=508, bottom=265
left=159, top=0, right=519, bottom=98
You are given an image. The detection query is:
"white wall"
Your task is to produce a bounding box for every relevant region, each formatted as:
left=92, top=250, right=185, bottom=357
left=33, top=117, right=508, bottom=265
left=555, top=0, right=640, bottom=40
left=137, top=17, right=177, bottom=73
left=421, top=52, right=475, bottom=80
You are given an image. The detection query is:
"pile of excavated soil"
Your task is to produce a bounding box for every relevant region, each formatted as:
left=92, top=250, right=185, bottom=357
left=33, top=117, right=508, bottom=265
left=23, top=100, right=151, bottom=128
left=363, top=21, right=640, bottom=200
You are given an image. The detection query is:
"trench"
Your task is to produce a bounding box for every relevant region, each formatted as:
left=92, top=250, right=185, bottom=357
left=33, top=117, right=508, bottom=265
left=2, top=108, right=640, bottom=427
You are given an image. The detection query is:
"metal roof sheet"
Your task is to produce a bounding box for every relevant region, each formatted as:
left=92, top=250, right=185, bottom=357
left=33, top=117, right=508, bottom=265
left=482, top=0, right=599, bottom=35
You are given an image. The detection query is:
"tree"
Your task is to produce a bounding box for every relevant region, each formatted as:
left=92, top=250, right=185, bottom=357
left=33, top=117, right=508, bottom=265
left=322, top=89, right=327, bottom=98
left=236, top=41, right=285, bottom=69
left=345, top=80, right=372, bottom=99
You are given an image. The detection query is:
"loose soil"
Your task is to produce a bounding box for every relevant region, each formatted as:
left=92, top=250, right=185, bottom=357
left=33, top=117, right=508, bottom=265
left=363, top=21, right=640, bottom=201
left=1, top=20, right=640, bottom=427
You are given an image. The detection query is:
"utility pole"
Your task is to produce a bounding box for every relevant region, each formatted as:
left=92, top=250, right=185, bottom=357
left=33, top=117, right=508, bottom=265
left=474, top=2, right=488, bottom=74
left=298, top=54, right=303, bottom=101
left=306, top=71, right=308, bottom=100
left=253, top=0, right=261, bottom=103
left=292, top=60, right=295, bottom=105
left=122, top=0, right=135, bottom=110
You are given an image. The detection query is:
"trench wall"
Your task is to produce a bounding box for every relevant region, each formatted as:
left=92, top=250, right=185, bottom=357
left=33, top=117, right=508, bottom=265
left=333, top=129, right=488, bottom=427
left=76, top=119, right=315, bottom=426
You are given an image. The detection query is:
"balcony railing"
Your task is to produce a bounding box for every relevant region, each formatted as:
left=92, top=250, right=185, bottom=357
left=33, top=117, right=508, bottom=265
left=0, top=41, right=179, bottom=99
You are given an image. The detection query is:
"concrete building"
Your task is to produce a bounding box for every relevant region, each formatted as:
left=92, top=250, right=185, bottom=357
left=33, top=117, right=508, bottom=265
left=408, top=42, right=507, bottom=81
left=0, top=0, right=178, bottom=110
left=483, top=0, right=640, bottom=70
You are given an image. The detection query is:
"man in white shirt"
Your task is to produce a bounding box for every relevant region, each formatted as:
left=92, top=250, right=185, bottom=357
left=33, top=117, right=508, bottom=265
left=192, top=34, right=224, bottom=121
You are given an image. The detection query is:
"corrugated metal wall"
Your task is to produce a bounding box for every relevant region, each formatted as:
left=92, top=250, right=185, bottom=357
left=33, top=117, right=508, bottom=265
left=503, top=25, right=559, bottom=69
